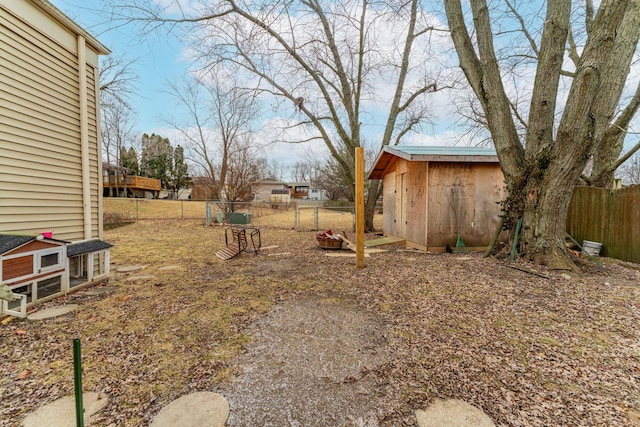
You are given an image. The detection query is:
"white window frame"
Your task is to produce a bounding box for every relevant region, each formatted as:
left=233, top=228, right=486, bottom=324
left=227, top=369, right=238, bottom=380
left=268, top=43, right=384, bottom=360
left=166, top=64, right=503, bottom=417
left=2, top=293, right=27, bottom=318
left=36, top=248, right=64, bottom=274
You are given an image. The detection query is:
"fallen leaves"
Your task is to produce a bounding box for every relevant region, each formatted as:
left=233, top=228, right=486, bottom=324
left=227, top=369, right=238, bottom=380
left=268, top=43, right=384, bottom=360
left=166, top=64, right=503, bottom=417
left=15, top=370, right=30, bottom=380
left=0, top=220, right=639, bottom=427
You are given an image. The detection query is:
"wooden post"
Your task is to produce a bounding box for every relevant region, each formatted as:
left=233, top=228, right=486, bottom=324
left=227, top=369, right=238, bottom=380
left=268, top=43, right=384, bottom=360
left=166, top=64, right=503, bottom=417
left=355, top=147, right=365, bottom=268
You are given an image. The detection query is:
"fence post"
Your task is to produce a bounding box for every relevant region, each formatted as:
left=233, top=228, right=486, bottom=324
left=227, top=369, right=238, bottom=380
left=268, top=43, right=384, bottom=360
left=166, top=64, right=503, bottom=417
left=352, top=207, right=356, bottom=232
left=73, top=338, right=84, bottom=427
left=135, top=199, right=139, bottom=220
left=295, top=206, right=299, bottom=229
left=181, top=200, right=184, bottom=219
left=314, top=207, right=319, bottom=231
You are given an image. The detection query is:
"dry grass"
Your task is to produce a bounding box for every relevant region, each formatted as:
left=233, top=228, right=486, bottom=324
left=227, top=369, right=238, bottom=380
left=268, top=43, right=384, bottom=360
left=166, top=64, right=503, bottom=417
left=103, top=198, right=382, bottom=231
left=1, top=212, right=640, bottom=426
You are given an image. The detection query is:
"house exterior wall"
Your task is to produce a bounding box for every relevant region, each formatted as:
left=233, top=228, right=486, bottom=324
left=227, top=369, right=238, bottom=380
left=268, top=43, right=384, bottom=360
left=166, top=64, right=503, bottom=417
left=252, top=181, right=287, bottom=202
left=0, top=0, right=106, bottom=241
left=380, top=158, right=504, bottom=250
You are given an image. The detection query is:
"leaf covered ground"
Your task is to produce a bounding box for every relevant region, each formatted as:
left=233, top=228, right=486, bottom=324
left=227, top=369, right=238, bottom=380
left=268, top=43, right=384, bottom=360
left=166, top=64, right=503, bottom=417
left=1, top=219, right=640, bottom=426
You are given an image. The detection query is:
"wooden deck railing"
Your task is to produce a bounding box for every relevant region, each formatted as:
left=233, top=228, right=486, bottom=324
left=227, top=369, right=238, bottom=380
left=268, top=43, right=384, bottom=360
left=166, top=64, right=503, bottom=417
left=103, top=176, right=162, bottom=191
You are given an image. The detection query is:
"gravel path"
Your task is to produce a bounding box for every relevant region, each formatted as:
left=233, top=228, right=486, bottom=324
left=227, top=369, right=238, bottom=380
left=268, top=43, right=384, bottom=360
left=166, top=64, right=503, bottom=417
left=220, top=297, right=389, bottom=427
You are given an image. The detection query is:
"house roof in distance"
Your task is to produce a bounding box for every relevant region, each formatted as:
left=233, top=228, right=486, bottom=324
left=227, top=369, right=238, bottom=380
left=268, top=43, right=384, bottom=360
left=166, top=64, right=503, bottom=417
left=368, top=145, right=499, bottom=179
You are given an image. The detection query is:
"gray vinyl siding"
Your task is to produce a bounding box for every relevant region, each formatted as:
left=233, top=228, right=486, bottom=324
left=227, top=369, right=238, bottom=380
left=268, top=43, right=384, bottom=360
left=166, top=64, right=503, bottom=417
left=0, top=5, right=90, bottom=240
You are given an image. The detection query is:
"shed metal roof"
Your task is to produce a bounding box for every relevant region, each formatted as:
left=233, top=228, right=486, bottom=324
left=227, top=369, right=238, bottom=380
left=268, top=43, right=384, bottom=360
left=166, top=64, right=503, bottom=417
left=368, top=145, right=499, bottom=179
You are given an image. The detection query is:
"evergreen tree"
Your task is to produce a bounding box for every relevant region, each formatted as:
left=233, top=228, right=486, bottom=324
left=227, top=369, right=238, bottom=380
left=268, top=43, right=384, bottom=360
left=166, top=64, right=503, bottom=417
left=120, top=146, right=139, bottom=175
left=140, top=133, right=173, bottom=188
left=169, top=145, right=191, bottom=197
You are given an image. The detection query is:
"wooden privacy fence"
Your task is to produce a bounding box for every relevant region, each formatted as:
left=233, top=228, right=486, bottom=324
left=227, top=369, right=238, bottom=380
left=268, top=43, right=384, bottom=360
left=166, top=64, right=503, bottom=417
left=566, top=185, right=640, bottom=263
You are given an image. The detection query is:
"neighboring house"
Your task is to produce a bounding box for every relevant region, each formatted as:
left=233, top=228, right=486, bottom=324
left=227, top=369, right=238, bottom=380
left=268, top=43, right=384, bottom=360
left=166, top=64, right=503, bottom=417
left=0, top=0, right=111, bottom=316
left=286, top=182, right=329, bottom=201
left=251, top=179, right=329, bottom=203
left=288, top=182, right=310, bottom=199
left=251, top=179, right=288, bottom=202
left=368, top=146, right=505, bottom=252
left=306, top=186, right=328, bottom=201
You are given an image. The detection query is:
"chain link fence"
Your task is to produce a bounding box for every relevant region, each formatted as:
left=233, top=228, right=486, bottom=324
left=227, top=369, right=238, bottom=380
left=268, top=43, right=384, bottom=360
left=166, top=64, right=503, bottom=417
left=103, top=198, right=382, bottom=231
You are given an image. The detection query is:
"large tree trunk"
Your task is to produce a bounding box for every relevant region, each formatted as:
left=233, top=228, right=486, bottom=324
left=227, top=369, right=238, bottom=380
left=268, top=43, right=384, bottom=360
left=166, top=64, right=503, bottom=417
left=364, top=180, right=382, bottom=232
left=445, top=0, right=640, bottom=269
left=520, top=175, right=576, bottom=270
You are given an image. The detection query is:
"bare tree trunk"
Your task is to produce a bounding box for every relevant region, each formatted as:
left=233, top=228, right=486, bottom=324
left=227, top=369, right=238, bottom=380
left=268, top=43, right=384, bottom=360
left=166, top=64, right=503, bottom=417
left=589, top=81, right=640, bottom=188
left=364, top=180, right=382, bottom=232
left=520, top=174, right=575, bottom=270
left=445, top=0, right=640, bottom=269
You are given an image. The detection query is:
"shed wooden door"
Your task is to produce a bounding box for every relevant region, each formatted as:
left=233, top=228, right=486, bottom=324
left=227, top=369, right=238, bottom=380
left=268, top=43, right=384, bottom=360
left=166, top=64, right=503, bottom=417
left=395, top=173, right=406, bottom=238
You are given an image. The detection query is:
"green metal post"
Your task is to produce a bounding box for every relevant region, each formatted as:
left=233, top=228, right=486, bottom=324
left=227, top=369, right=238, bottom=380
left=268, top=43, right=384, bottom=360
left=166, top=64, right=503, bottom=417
left=73, top=338, right=84, bottom=427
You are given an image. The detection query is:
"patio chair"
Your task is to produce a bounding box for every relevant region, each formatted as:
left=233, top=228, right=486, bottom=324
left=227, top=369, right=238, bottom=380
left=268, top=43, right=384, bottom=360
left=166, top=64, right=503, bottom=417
left=215, top=225, right=261, bottom=260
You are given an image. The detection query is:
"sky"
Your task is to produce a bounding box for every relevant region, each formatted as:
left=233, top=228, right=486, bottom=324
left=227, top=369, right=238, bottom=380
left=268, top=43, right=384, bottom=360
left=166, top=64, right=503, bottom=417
left=49, top=0, right=639, bottom=180
left=48, top=0, right=363, bottom=174
left=50, top=0, right=192, bottom=133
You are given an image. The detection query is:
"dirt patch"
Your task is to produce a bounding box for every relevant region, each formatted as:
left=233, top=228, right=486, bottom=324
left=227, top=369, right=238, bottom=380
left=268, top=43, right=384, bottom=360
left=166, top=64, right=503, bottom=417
left=3, top=221, right=640, bottom=426
left=221, top=296, right=389, bottom=426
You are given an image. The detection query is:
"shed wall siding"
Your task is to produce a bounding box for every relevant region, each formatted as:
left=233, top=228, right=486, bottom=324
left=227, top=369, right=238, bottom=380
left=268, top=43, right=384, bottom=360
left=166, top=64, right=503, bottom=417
left=405, top=161, right=427, bottom=245
left=427, top=163, right=504, bottom=248
left=382, top=169, right=396, bottom=236
left=0, top=3, right=101, bottom=241
left=379, top=159, right=504, bottom=250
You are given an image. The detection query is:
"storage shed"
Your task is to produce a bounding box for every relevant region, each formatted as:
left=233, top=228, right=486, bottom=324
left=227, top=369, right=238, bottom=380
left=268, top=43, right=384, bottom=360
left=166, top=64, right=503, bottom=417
left=368, top=146, right=505, bottom=251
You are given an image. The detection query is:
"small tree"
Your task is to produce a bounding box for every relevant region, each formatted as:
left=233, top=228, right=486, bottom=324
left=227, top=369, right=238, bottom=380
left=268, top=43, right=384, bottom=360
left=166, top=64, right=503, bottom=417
left=166, top=71, right=264, bottom=213
left=99, top=54, right=138, bottom=197
left=121, top=147, right=139, bottom=176
left=619, top=152, right=640, bottom=185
